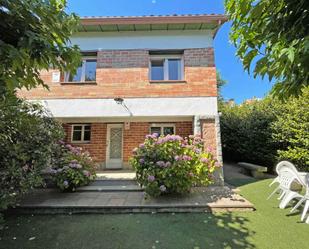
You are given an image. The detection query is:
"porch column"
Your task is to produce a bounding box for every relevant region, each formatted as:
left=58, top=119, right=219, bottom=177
left=194, top=115, right=224, bottom=186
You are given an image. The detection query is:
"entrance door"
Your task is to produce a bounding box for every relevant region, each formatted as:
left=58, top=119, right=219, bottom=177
left=106, top=124, right=123, bottom=169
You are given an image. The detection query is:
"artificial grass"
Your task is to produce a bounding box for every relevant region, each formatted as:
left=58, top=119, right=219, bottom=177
left=0, top=179, right=308, bottom=249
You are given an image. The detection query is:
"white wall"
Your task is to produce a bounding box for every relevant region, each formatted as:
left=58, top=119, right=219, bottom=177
left=34, top=97, right=218, bottom=119
left=70, top=30, right=213, bottom=51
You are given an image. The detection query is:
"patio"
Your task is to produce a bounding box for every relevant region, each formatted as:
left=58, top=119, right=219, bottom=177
left=10, top=164, right=254, bottom=214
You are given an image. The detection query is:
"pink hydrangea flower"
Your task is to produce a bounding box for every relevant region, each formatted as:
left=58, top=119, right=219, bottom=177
left=148, top=175, right=155, bottom=182
left=159, top=185, right=167, bottom=192
left=182, top=155, right=192, bottom=161
left=83, top=170, right=91, bottom=177
left=201, top=158, right=209, bottom=163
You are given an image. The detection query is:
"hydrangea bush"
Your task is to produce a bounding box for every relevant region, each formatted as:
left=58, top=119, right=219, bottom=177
left=50, top=142, right=96, bottom=192
left=130, top=134, right=220, bottom=197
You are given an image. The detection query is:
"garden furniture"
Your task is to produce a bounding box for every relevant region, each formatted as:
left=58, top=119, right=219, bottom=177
left=267, top=161, right=304, bottom=209
left=238, top=162, right=268, bottom=179
left=290, top=173, right=309, bottom=222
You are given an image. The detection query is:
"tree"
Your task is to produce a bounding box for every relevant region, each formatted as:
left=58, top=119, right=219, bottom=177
left=0, top=0, right=81, bottom=95
left=225, top=0, right=309, bottom=98
left=216, top=71, right=227, bottom=101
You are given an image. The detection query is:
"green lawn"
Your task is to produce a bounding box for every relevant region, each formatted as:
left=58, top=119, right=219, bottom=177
left=0, top=179, right=308, bottom=249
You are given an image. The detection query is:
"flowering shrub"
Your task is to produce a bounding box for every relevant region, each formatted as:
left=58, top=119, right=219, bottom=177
left=130, top=134, right=220, bottom=197
left=0, top=94, right=64, bottom=214
left=50, top=142, right=96, bottom=191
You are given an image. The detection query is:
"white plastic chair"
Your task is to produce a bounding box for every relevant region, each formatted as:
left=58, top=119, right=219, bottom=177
left=269, top=161, right=297, bottom=201
left=269, top=161, right=298, bottom=187
left=290, top=173, right=309, bottom=222
left=267, top=161, right=304, bottom=209
left=268, top=161, right=297, bottom=200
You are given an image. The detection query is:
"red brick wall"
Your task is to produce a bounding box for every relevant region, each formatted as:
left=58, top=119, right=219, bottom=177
left=123, top=122, right=150, bottom=162
left=18, top=48, right=217, bottom=99
left=62, top=121, right=193, bottom=166
left=201, top=119, right=217, bottom=157
left=63, top=123, right=107, bottom=164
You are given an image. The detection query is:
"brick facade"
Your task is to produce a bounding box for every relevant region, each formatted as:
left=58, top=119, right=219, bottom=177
left=18, top=48, right=217, bottom=99
left=201, top=119, right=217, bottom=158
left=19, top=46, right=220, bottom=172
left=63, top=121, right=193, bottom=168
left=63, top=123, right=107, bottom=164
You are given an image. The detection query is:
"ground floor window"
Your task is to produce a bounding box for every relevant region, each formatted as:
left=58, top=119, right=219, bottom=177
left=71, top=124, right=91, bottom=142
left=150, top=123, right=175, bottom=136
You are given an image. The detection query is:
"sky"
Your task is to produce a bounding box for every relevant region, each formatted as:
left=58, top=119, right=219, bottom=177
left=66, top=0, right=273, bottom=103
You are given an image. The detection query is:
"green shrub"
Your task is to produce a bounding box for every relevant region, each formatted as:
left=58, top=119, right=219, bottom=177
left=220, top=99, right=278, bottom=169
left=0, top=94, right=64, bottom=211
left=129, top=134, right=219, bottom=197
left=272, top=88, right=309, bottom=170
left=50, top=142, right=96, bottom=191
left=220, top=87, right=309, bottom=171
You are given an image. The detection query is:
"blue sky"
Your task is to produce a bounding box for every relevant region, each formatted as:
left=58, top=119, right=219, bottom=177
left=67, top=0, right=273, bottom=103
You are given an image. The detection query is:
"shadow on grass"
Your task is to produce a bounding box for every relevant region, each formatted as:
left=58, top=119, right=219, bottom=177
left=225, top=178, right=259, bottom=188
left=0, top=212, right=255, bottom=249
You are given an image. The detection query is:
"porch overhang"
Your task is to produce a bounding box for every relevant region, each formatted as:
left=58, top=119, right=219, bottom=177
left=33, top=97, right=218, bottom=121
left=78, top=14, right=228, bottom=38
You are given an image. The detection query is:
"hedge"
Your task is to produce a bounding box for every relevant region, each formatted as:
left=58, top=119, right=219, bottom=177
left=220, top=87, right=309, bottom=171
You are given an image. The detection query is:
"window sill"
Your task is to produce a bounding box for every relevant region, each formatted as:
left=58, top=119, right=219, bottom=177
left=60, top=81, right=97, bottom=85
left=149, top=80, right=187, bottom=84
left=70, top=141, right=91, bottom=144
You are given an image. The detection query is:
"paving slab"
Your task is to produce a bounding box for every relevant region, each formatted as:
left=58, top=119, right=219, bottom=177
left=96, top=171, right=136, bottom=180
left=12, top=185, right=254, bottom=214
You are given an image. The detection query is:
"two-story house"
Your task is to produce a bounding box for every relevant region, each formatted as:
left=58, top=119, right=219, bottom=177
left=19, top=14, right=227, bottom=182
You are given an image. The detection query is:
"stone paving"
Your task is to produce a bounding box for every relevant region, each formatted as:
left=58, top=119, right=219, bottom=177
left=12, top=164, right=255, bottom=214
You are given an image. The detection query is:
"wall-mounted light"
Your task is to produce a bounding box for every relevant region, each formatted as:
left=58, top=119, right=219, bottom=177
left=113, top=97, right=133, bottom=116
left=114, top=97, right=124, bottom=105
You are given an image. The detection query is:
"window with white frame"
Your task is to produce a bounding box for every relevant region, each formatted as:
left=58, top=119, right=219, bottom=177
left=150, top=124, right=175, bottom=136
left=149, top=55, right=184, bottom=81
left=71, top=124, right=91, bottom=142
left=65, top=57, right=97, bottom=82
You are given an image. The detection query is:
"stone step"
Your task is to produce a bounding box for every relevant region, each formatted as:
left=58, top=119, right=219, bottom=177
left=10, top=186, right=255, bottom=214
left=95, top=171, right=136, bottom=180
left=89, top=180, right=138, bottom=186
left=77, top=180, right=142, bottom=192
left=77, top=185, right=143, bottom=192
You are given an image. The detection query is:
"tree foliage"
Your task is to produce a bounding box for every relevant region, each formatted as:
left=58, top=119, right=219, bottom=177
left=225, top=0, right=309, bottom=98
left=217, top=71, right=227, bottom=101
left=0, top=0, right=81, bottom=94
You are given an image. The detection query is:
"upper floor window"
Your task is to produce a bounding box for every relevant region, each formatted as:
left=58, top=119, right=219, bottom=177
left=149, top=54, right=184, bottom=81
left=65, top=58, right=97, bottom=83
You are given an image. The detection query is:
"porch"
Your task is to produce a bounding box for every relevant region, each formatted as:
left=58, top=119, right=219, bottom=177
left=12, top=165, right=254, bottom=214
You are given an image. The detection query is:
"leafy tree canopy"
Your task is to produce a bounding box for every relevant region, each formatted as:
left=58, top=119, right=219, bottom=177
left=0, top=0, right=81, bottom=94
left=216, top=71, right=227, bottom=101
left=225, top=0, right=309, bottom=98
